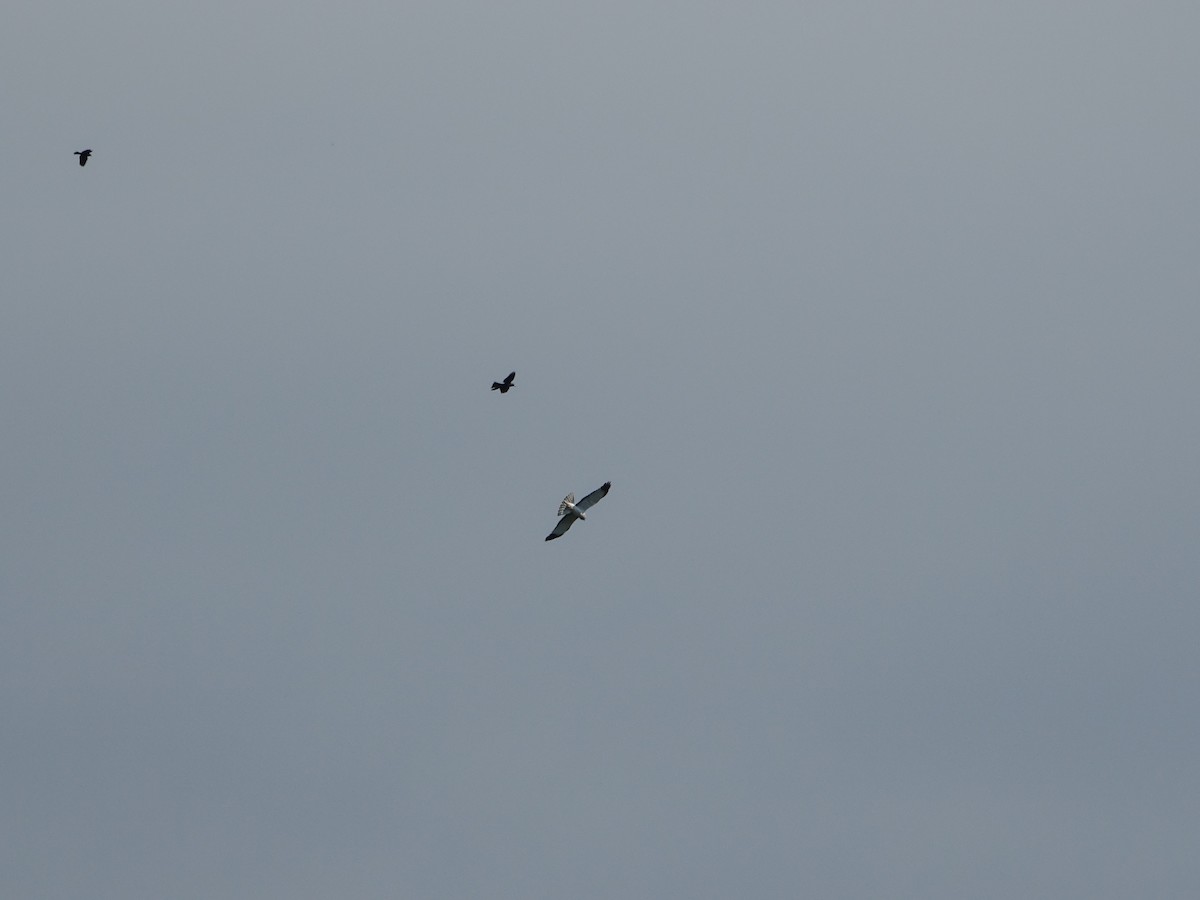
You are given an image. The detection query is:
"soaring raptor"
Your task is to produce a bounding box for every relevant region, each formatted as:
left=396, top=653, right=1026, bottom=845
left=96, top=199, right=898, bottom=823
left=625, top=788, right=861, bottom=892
left=545, top=481, right=611, bottom=541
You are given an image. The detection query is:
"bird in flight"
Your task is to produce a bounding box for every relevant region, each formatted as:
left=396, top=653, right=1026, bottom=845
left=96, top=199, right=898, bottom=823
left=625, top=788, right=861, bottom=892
left=491, top=371, right=516, bottom=394
left=74, top=149, right=93, bottom=167
left=545, top=481, right=611, bottom=541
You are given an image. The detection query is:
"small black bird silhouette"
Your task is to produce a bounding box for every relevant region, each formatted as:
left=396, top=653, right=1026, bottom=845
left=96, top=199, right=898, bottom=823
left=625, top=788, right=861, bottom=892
left=74, top=149, right=92, bottom=167
left=491, top=371, right=516, bottom=394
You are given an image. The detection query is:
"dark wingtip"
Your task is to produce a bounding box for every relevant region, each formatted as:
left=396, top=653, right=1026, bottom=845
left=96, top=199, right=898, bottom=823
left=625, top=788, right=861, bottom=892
left=544, top=533, right=556, bottom=541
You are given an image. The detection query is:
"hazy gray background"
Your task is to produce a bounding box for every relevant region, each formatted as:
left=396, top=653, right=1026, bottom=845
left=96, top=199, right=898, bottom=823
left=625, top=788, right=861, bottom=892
left=3, top=1, right=1198, bottom=897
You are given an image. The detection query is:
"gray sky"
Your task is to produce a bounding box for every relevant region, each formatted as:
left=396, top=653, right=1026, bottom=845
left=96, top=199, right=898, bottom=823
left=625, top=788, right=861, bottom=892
left=3, top=1, right=1199, bottom=897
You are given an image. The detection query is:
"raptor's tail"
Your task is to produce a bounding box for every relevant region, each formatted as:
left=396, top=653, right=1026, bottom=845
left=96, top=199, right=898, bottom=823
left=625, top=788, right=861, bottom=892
left=558, top=493, right=575, bottom=516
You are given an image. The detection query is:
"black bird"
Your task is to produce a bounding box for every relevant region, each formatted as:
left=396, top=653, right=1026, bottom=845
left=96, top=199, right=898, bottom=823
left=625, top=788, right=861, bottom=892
left=74, top=149, right=92, bottom=166
left=491, top=371, right=516, bottom=394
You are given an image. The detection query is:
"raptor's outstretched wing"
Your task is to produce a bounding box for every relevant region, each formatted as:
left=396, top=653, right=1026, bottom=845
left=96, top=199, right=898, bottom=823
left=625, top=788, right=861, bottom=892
left=575, top=481, right=611, bottom=512
left=545, top=515, right=577, bottom=541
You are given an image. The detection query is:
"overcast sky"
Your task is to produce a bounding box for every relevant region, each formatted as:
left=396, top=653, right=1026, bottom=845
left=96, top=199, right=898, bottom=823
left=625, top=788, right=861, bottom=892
left=3, top=2, right=1199, bottom=897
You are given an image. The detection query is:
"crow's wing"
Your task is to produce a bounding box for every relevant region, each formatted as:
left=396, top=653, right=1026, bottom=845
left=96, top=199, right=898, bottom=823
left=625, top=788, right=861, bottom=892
left=503, top=371, right=516, bottom=386
left=545, top=514, right=577, bottom=541
left=575, top=481, right=611, bottom=512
